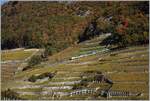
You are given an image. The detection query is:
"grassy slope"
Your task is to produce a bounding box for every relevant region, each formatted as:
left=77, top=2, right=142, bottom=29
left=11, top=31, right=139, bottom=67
left=1, top=49, right=39, bottom=91
left=1, top=35, right=149, bottom=100
left=1, top=50, right=34, bottom=61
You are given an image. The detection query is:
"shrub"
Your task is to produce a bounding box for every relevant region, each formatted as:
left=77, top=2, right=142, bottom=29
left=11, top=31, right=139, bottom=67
left=38, top=72, right=55, bottom=79
left=1, top=89, right=23, bottom=100
left=28, top=55, right=42, bottom=67
left=22, top=66, right=29, bottom=71
left=72, top=82, right=88, bottom=90
left=28, top=72, right=55, bottom=82
left=28, top=75, right=37, bottom=82
left=44, top=45, right=57, bottom=56
left=23, top=52, right=48, bottom=71
left=72, top=84, right=83, bottom=90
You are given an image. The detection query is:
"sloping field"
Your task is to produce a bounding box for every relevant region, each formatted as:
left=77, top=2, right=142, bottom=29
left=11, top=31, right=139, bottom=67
left=1, top=34, right=149, bottom=100
left=1, top=49, right=35, bottom=61
left=1, top=49, right=41, bottom=90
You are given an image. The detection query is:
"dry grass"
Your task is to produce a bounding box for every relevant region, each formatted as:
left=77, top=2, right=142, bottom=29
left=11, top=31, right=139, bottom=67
left=111, top=83, right=149, bottom=93
left=1, top=34, right=149, bottom=100
left=1, top=50, right=34, bottom=61
left=107, top=72, right=148, bottom=82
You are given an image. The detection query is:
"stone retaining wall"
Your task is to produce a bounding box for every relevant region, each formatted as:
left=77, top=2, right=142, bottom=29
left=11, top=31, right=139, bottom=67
left=101, top=90, right=141, bottom=98
left=70, top=89, right=95, bottom=96
left=43, top=86, right=73, bottom=90
left=48, top=80, right=81, bottom=85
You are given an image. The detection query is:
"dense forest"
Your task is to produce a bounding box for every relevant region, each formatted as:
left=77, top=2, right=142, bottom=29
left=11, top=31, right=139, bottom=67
left=1, top=1, right=149, bottom=54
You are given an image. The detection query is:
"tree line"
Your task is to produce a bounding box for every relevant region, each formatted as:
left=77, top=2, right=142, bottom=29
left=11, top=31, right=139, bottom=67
left=2, top=1, right=149, bottom=54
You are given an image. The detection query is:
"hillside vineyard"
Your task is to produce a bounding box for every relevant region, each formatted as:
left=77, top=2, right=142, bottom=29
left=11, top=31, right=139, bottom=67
left=1, top=1, right=149, bottom=100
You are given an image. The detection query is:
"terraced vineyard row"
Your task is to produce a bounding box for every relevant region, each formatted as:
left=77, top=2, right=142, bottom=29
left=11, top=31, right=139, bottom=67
left=1, top=49, right=41, bottom=90
left=1, top=34, right=149, bottom=100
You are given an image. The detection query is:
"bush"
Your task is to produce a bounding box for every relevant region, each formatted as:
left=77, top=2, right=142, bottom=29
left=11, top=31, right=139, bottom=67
left=28, top=75, right=37, bottom=82
left=44, top=45, right=57, bottom=56
left=28, top=55, right=42, bottom=67
left=23, top=51, right=50, bottom=71
left=28, top=72, right=55, bottom=82
left=40, top=51, right=49, bottom=61
left=38, top=72, right=55, bottom=79
left=72, top=82, right=88, bottom=90
left=72, top=83, right=83, bottom=90
left=1, top=89, right=23, bottom=100
left=23, top=51, right=49, bottom=71
left=22, top=66, right=30, bottom=71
